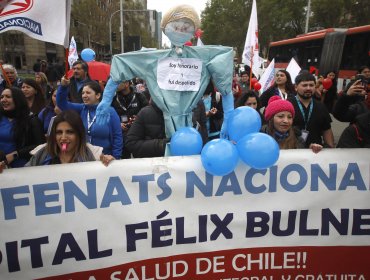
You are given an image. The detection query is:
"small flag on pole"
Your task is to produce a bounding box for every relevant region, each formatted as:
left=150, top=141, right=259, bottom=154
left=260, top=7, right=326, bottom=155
left=68, top=36, right=79, bottom=68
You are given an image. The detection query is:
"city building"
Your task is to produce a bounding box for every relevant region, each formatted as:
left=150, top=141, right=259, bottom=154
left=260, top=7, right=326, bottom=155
left=0, top=0, right=161, bottom=73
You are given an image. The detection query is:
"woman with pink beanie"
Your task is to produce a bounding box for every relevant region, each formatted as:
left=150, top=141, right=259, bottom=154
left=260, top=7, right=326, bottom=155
left=261, top=96, right=323, bottom=153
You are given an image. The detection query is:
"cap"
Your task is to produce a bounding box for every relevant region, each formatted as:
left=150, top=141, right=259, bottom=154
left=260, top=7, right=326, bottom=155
left=264, top=96, right=295, bottom=121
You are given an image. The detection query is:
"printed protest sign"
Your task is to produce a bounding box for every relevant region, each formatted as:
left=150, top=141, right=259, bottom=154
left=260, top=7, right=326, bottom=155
left=157, top=57, right=202, bottom=91
left=0, top=149, right=369, bottom=279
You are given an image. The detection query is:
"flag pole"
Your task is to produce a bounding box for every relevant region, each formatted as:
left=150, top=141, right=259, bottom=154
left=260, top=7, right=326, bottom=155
left=64, top=48, right=69, bottom=77
left=249, top=46, right=254, bottom=89
left=0, top=63, right=12, bottom=88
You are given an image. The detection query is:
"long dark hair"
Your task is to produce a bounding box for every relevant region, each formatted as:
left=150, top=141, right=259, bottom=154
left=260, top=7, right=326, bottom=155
left=274, top=70, right=295, bottom=93
left=40, top=87, right=57, bottom=123
left=22, top=78, right=46, bottom=115
left=47, top=110, right=89, bottom=161
left=325, top=70, right=338, bottom=88
left=235, top=90, right=261, bottom=109
left=0, top=87, right=31, bottom=148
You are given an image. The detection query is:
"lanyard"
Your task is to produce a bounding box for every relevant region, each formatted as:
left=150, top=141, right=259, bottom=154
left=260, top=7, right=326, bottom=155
left=87, top=110, right=96, bottom=135
left=278, top=88, right=287, bottom=100
left=295, top=96, right=313, bottom=130
left=116, top=94, right=136, bottom=112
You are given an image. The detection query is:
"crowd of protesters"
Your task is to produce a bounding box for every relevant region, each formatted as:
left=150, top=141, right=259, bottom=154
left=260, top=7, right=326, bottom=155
left=0, top=59, right=369, bottom=172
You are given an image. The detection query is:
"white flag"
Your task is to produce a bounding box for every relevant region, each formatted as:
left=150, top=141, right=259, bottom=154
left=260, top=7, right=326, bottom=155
left=259, top=59, right=276, bottom=94
left=242, top=0, right=263, bottom=77
left=0, top=0, right=72, bottom=47
left=68, top=36, right=78, bottom=68
left=197, top=37, right=204, bottom=46
left=286, top=58, right=302, bottom=85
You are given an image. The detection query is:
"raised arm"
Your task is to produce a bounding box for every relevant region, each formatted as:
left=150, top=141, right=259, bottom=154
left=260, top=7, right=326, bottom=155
left=95, top=78, right=119, bottom=125
left=56, top=77, right=83, bottom=112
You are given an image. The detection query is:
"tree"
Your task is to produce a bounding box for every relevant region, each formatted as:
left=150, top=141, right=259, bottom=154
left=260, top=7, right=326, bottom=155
left=311, top=0, right=370, bottom=28
left=201, top=0, right=307, bottom=59
left=201, top=0, right=250, bottom=58
left=201, top=0, right=369, bottom=60
left=71, top=0, right=158, bottom=56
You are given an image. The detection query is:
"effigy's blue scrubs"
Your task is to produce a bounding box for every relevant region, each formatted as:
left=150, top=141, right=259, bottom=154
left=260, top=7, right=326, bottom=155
left=97, top=45, right=234, bottom=138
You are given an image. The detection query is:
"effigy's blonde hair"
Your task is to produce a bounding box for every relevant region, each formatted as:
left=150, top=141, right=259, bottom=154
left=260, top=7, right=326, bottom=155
left=161, top=5, right=200, bottom=33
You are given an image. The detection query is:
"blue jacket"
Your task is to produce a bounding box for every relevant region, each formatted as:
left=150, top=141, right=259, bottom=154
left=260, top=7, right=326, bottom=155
left=57, top=85, right=123, bottom=159
left=38, top=106, right=56, bottom=134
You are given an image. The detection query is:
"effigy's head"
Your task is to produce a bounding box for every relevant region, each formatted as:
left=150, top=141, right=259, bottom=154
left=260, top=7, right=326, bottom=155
left=161, top=4, right=200, bottom=47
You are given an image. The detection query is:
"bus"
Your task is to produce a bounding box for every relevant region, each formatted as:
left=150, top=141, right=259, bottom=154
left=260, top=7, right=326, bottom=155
left=268, top=25, right=370, bottom=89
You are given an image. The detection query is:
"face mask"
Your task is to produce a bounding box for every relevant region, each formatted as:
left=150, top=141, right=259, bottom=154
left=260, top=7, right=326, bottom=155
left=164, top=20, right=194, bottom=46
left=165, top=28, right=193, bottom=46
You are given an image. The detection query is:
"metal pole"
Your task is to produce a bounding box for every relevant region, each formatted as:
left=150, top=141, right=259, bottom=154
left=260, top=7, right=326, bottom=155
left=109, top=14, right=112, bottom=55
left=305, top=0, right=311, bottom=33
left=120, top=0, right=124, bottom=53
left=109, top=10, right=121, bottom=55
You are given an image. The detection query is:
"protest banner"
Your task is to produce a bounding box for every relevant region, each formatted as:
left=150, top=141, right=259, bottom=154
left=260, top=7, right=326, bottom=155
left=242, top=0, right=264, bottom=78
left=259, top=58, right=275, bottom=93
left=1, top=149, right=369, bottom=280
left=0, top=0, right=71, bottom=48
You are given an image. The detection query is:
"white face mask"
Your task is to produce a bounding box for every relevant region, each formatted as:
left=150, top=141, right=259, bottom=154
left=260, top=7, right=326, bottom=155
left=164, top=19, right=195, bottom=46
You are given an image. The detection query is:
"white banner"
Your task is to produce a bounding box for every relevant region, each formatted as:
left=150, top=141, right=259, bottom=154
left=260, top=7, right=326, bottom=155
left=157, top=57, right=202, bottom=91
left=242, top=0, right=263, bottom=76
left=286, top=57, right=302, bottom=84
left=259, top=58, right=275, bottom=93
left=0, top=149, right=370, bottom=279
left=0, top=0, right=71, bottom=47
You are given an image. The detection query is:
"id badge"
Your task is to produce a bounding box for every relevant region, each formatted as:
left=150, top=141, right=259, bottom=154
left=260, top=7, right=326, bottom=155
left=301, top=129, right=309, bottom=142
left=87, top=135, right=92, bottom=143
left=121, top=115, right=128, bottom=123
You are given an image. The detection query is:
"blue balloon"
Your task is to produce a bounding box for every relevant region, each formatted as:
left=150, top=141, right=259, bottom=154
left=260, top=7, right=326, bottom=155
left=227, top=106, right=262, bottom=142
left=201, top=139, right=239, bottom=176
left=236, top=132, right=279, bottom=170
left=81, top=48, right=95, bottom=62
left=170, top=127, right=203, bottom=156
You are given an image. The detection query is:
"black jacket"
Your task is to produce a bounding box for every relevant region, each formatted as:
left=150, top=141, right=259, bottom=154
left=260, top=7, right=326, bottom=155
left=125, top=102, right=168, bottom=158
left=0, top=113, right=45, bottom=167
left=192, top=100, right=208, bottom=144
left=332, top=93, right=368, bottom=123
left=111, top=87, right=148, bottom=120
left=337, top=112, right=370, bottom=148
